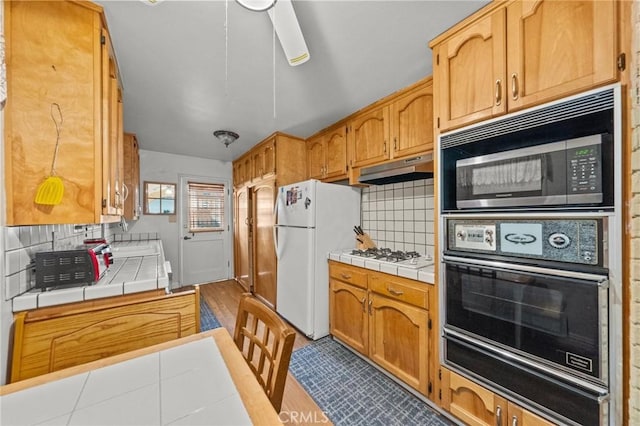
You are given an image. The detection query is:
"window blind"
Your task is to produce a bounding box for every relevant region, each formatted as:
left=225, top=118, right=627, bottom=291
left=188, top=182, right=225, bottom=232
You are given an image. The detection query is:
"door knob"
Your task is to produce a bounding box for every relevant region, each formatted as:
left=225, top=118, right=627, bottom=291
left=183, top=236, right=192, bottom=240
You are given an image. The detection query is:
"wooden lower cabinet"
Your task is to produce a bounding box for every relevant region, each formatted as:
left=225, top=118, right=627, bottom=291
left=10, top=288, right=200, bottom=382
left=329, top=279, right=368, bottom=355
left=442, top=369, right=556, bottom=426
left=369, top=293, right=429, bottom=393
left=328, top=261, right=430, bottom=395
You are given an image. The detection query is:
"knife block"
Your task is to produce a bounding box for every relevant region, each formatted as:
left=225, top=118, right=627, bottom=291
left=356, top=233, right=376, bottom=250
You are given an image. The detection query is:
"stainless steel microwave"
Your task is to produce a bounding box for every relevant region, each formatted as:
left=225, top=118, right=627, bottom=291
left=455, top=134, right=605, bottom=209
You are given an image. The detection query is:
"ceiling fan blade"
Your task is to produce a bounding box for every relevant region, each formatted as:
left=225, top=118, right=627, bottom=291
left=267, top=0, right=310, bottom=66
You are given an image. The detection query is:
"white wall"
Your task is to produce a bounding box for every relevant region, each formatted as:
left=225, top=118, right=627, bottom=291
left=117, top=149, right=233, bottom=287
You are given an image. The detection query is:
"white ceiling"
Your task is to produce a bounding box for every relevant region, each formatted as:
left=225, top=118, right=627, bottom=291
left=95, top=0, right=488, bottom=162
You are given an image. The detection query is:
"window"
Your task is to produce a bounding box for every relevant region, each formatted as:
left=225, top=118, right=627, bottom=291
left=188, top=181, right=225, bottom=232
left=144, top=181, right=176, bottom=215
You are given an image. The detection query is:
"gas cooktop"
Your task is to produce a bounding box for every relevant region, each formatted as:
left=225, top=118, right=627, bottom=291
left=343, top=248, right=434, bottom=269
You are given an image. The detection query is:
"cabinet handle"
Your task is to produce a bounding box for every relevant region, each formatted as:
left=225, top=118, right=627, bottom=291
left=495, top=79, right=502, bottom=106
left=383, top=141, right=387, bottom=153
left=496, top=406, right=502, bottom=426
left=368, top=299, right=372, bottom=315
left=511, top=415, right=518, bottom=426
left=511, top=73, right=519, bottom=100
left=361, top=297, right=366, bottom=313
left=340, top=273, right=352, bottom=280
left=387, top=287, right=404, bottom=296
left=393, top=137, right=397, bottom=150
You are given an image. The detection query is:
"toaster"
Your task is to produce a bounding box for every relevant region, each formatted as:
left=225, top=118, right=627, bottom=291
left=35, top=243, right=113, bottom=289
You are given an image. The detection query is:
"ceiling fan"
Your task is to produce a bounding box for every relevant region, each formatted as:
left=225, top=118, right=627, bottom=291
left=236, top=0, right=310, bottom=66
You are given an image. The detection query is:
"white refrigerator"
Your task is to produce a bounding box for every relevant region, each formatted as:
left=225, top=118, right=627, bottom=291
left=274, top=179, right=361, bottom=340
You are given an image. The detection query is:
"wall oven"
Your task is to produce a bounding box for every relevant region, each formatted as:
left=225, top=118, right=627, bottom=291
left=438, top=85, right=622, bottom=426
left=443, top=217, right=609, bottom=425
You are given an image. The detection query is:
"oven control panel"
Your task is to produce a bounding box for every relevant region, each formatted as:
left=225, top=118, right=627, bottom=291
left=446, top=218, right=603, bottom=266
left=453, top=224, right=496, bottom=251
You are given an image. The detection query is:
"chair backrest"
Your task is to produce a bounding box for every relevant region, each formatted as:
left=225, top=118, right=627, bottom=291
left=233, top=293, right=296, bottom=412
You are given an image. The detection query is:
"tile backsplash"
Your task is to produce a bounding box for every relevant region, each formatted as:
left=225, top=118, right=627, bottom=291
left=361, top=179, right=435, bottom=256
left=3, top=224, right=105, bottom=301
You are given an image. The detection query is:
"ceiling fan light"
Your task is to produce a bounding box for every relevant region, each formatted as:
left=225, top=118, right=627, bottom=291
left=214, top=130, right=239, bottom=148
left=268, top=0, right=310, bottom=66
left=236, top=0, right=277, bottom=12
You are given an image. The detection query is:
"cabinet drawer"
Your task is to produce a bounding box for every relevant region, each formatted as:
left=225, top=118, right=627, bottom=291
left=369, top=272, right=429, bottom=309
left=329, top=261, right=368, bottom=289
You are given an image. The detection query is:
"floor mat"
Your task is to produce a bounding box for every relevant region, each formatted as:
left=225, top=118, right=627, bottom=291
left=200, top=298, right=222, bottom=331
left=289, top=337, right=455, bottom=426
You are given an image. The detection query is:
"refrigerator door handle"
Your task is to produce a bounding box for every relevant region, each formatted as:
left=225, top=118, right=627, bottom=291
left=273, top=193, right=280, bottom=259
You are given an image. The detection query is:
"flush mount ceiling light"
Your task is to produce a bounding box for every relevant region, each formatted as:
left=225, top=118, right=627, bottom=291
left=236, top=0, right=310, bottom=66
left=214, top=130, right=239, bottom=148
left=140, top=0, right=165, bottom=5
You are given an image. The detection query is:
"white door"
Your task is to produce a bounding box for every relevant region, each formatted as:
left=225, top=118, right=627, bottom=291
left=179, top=175, right=231, bottom=286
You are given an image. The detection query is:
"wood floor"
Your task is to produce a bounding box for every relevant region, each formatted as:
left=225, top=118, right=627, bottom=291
left=197, top=280, right=332, bottom=426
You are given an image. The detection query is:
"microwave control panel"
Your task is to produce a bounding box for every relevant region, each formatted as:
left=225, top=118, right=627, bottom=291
left=567, top=135, right=602, bottom=198
left=446, top=218, right=602, bottom=266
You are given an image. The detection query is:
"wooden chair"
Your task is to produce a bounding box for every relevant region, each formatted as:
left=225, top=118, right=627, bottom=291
left=233, top=293, right=296, bottom=412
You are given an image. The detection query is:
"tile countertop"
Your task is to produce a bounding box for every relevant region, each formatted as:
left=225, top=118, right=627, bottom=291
left=0, top=333, right=254, bottom=426
left=12, top=240, right=170, bottom=312
left=328, top=250, right=435, bottom=284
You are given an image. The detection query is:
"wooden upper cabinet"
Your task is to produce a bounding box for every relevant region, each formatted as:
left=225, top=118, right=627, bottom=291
left=306, top=134, right=325, bottom=180
left=433, top=8, right=507, bottom=132
left=505, top=0, right=617, bottom=111
left=349, top=106, right=390, bottom=168
left=102, top=33, right=124, bottom=218
left=431, top=0, right=619, bottom=132
left=252, top=137, right=276, bottom=181
left=323, top=125, right=348, bottom=180
left=307, top=125, right=348, bottom=181
left=4, top=0, right=121, bottom=225
left=390, top=79, right=435, bottom=159
left=122, top=133, right=140, bottom=220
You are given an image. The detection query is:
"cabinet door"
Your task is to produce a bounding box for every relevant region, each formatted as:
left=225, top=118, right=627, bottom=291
left=122, top=133, right=140, bottom=220
left=329, top=280, right=368, bottom=355
left=241, top=156, right=250, bottom=184
left=234, top=187, right=252, bottom=292
left=435, top=9, right=506, bottom=131
left=262, top=138, right=276, bottom=178
left=252, top=149, right=263, bottom=181
left=349, top=106, right=390, bottom=168
left=4, top=1, right=105, bottom=225
left=506, top=0, right=617, bottom=111
left=391, top=82, right=434, bottom=159
left=306, top=135, right=325, bottom=180
left=101, top=29, right=124, bottom=217
left=324, top=126, right=348, bottom=180
left=507, top=403, right=556, bottom=426
left=445, top=370, right=505, bottom=426
left=251, top=181, right=277, bottom=308
left=369, top=294, right=429, bottom=394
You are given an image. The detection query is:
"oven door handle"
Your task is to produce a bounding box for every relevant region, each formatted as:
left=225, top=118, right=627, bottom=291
left=442, top=255, right=609, bottom=285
